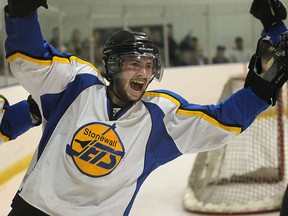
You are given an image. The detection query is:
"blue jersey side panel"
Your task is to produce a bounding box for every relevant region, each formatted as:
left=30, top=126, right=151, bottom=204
left=124, top=101, right=182, bottom=215
left=38, top=74, right=104, bottom=159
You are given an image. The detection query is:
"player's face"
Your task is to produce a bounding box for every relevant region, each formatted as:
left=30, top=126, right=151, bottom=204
left=111, top=56, right=154, bottom=105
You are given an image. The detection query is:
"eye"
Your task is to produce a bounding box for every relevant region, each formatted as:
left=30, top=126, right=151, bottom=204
left=146, top=64, right=153, bottom=70
left=129, top=62, right=141, bottom=70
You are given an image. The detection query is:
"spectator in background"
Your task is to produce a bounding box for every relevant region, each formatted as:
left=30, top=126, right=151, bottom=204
left=152, top=30, right=163, bottom=48
left=66, top=28, right=84, bottom=56
left=151, top=29, right=164, bottom=57
left=166, top=24, right=180, bottom=67
left=178, top=32, right=199, bottom=66
left=141, top=26, right=153, bottom=39
left=80, top=38, right=90, bottom=61
left=92, top=29, right=104, bottom=71
left=230, top=36, right=251, bottom=63
left=49, top=27, right=67, bottom=52
left=212, top=45, right=230, bottom=64
left=179, top=50, right=194, bottom=66
left=49, top=27, right=60, bottom=50
left=179, top=31, right=197, bottom=53
left=190, top=46, right=209, bottom=65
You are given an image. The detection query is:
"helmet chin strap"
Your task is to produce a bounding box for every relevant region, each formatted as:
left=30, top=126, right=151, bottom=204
left=149, top=74, right=155, bottom=84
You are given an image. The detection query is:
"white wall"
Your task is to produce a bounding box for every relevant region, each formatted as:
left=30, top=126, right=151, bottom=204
left=148, top=63, right=247, bottom=103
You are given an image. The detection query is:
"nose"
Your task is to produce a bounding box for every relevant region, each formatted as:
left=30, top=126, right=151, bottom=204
left=139, top=65, right=152, bottom=77
left=137, top=66, right=147, bottom=77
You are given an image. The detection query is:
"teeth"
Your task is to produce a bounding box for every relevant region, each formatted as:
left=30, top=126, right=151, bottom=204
left=130, top=80, right=144, bottom=91
left=133, top=81, right=144, bottom=84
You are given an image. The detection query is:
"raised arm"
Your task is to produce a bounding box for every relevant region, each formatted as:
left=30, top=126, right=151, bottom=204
left=4, top=0, right=79, bottom=120
left=4, top=0, right=49, bottom=57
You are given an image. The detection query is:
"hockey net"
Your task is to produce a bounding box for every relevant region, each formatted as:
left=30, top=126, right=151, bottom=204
left=183, top=74, right=288, bottom=215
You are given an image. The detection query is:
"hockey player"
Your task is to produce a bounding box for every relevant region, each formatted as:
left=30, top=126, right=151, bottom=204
left=0, top=95, right=41, bottom=144
left=4, top=0, right=288, bottom=216
left=250, top=0, right=288, bottom=215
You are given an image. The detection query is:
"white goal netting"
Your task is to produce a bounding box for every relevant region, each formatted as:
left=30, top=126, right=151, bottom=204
left=183, top=74, right=288, bottom=215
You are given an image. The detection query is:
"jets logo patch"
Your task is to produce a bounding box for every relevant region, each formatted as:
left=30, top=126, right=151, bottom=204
left=66, top=122, right=124, bottom=177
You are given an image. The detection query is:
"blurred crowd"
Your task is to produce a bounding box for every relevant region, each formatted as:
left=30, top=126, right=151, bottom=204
left=48, top=25, right=253, bottom=70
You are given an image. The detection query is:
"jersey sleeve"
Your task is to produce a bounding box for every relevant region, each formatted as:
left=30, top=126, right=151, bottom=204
left=261, top=21, right=287, bottom=45
left=146, top=87, right=270, bottom=158
left=4, top=11, right=104, bottom=122
left=173, top=87, right=269, bottom=153
left=5, top=11, right=75, bottom=97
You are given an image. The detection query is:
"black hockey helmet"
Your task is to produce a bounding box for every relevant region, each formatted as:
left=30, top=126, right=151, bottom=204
left=102, top=30, right=164, bottom=82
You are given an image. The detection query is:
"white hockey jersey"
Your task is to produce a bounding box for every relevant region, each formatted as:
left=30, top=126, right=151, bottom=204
left=5, top=11, right=269, bottom=216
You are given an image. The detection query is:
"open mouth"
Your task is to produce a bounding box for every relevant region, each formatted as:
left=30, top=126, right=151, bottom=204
left=130, top=80, right=145, bottom=92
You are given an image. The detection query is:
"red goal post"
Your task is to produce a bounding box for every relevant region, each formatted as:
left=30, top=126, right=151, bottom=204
left=183, top=74, right=288, bottom=215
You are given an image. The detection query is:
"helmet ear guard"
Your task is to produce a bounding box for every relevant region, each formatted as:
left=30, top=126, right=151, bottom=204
left=101, top=30, right=164, bottom=82
left=153, top=57, right=164, bottom=81
left=102, top=55, right=122, bottom=82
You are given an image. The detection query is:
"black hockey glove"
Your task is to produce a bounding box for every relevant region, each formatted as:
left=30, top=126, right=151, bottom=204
left=27, top=95, right=42, bottom=126
left=244, top=33, right=288, bottom=106
left=250, top=0, right=287, bottom=29
left=5, top=0, right=48, bottom=18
